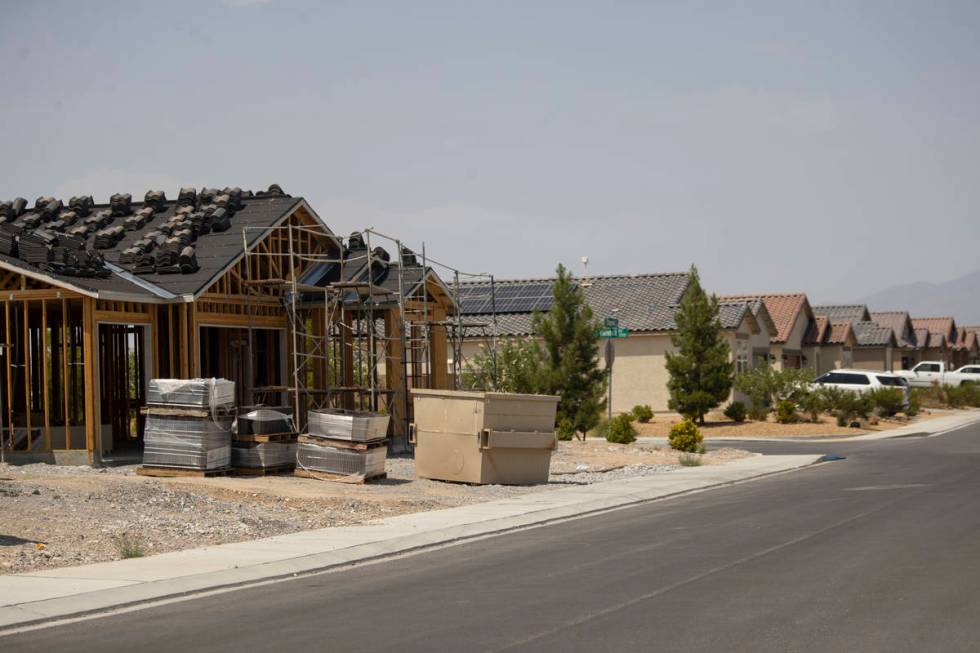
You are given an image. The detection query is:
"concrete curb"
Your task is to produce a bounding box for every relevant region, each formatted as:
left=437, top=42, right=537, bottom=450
left=0, top=454, right=822, bottom=633
left=637, top=411, right=980, bottom=445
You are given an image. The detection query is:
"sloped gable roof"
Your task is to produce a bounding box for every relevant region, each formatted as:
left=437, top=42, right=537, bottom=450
left=912, top=317, right=957, bottom=343
left=870, top=311, right=917, bottom=348
left=853, top=321, right=897, bottom=347
left=812, top=304, right=871, bottom=325
left=804, top=316, right=829, bottom=345
left=458, top=272, right=735, bottom=337
left=826, top=322, right=856, bottom=345
left=720, top=293, right=811, bottom=344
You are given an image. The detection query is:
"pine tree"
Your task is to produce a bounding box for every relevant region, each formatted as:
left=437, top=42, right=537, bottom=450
left=665, top=265, right=734, bottom=424
left=534, top=264, right=607, bottom=440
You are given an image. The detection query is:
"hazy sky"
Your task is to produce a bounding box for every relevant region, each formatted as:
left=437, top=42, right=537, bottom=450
left=1, top=1, right=978, bottom=302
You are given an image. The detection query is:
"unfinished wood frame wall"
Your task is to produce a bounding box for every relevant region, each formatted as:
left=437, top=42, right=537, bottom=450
left=0, top=285, right=89, bottom=455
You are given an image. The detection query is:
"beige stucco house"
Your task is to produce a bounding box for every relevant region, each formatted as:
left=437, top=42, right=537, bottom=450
left=912, top=317, right=958, bottom=367
left=721, top=294, right=814, bottom=370
left=870, top=311, right=920, bottom=370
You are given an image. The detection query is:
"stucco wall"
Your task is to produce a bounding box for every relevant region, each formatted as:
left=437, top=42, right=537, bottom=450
left=852, top=347, right=889, bottom=371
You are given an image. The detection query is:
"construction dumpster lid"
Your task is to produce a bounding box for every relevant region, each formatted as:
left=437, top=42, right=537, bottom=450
left=410, top=388, right=559, bottom=403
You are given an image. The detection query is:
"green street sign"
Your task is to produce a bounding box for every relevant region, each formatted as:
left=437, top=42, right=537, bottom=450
left=598, top=327, right=629, bottom=338
left=603, top=316, right=619, bottom=329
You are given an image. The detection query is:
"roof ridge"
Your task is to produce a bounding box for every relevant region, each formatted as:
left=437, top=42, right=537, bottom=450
left=457, top=271, right=689, bottom=285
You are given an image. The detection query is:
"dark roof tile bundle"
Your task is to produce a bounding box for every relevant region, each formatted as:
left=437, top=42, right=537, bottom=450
left=109, top=193, right=132, bottom=217
left=68, top=195, right=94, bottom=217
left=94, top=225, right=126, bottom=249
left=177, top=187, right=197, bottom=207
left=143, top=190, right=167, bottom=212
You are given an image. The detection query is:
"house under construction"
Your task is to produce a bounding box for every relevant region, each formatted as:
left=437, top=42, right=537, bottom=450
left=0, top=185, right=459, bottom=464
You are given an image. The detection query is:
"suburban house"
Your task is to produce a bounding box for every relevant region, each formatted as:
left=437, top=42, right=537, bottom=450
left=811, top=305, right=896, bottom=371
left=912, top=317, right=958, bottom=367
left=720, top=294, right=814, bottom=370
left=803, top=317, right=857, bottom=373
left=870, top=311, right=921, bottom=370
left=457, top=273, right=774, bottom=414
left=0, top=186, right=456, bottom=464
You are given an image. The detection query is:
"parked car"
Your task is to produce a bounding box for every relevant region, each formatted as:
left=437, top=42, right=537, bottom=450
left=811, top=369, right=911, bottom=404
left=892, top=361, right=980, bottom=388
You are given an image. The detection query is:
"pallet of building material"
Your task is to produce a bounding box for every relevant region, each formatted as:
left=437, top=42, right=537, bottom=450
left=236, top=408, right=294, bottom=436
left=297, top=434, right=387, bottom=451
left=147, top=378, right=235, bottom=409
left=231, top=440, right=297, bottom=470
left=142, top=415, right=233, bottom=470
left=307, top=409, right=390, bottom=443
left=232, top=463, right=296, bottom=477
left=294, top=441, right=387, bottom=482
left=143, top=404, right=236, bottom=419
left=233, top=432, right=298, bottom=443
left=136, top=465, right=232, bottom=478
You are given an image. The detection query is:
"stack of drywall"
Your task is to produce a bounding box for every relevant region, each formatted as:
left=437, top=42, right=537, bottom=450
left=141, top=379, right=235, bottom=472
left=231, top=409, right=298, bottom=473
left=296, top=409, right=390, bottom=481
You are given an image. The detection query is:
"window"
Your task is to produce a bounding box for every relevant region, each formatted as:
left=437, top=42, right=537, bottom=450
left=877, top=376, right=906, bottom=387
left=916, top=363, right=941, bottom=373
left=735, top=340, right=750, bottom=374
left=816, top=372, right=871, bottom=385
left=962, top=367, right=980, bottom=374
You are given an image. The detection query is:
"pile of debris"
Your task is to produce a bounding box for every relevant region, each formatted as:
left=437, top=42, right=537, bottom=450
left=139, top=378, right=236, bottom=477
left=295, top=409, right=390, bottom=483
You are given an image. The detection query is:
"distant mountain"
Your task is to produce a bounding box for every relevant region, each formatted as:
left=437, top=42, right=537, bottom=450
left=856, top=268, right=980, bottom=325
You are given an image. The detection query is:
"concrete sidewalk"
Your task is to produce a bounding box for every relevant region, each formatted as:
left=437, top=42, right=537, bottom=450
left=0, top=454, right=821, bottom=631
left=638, top=409, right=980, bottom=445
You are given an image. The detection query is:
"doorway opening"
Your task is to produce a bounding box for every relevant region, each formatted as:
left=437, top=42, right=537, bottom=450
left=98, top=324, right=148, bottom=457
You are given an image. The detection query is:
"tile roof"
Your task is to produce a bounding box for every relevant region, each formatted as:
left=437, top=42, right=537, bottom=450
left=912, top=317, right=957, bottom=342
left=457, top=272, right=756, bottom=336
left=812, top=304, right=871, bottom=324
left=719, top=293, right=811, bottom=344
left=928, top=332, right=947, bottom=348
left=804, top=316, right=829, bottom=345
left=853, top=321, right=896, bottom=347
left=954, top=330, right=978, bottom=351
left=913, top=327, right=931, bottom=349
left=870, top=311, right=917, bottom=348
left=826, top=322, right=855, bottom=345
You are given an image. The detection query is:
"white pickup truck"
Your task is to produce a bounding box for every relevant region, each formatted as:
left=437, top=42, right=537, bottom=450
left=893, top=361, right=980, bottom=388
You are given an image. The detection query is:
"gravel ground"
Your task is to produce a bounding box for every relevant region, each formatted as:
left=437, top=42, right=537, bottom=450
left=0, top=442, right=752, bottom=575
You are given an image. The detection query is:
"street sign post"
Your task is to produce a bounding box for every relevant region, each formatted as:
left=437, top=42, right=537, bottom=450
left=603, top=316, right=619, bottom=330
left=597, top=327, right=629, bottom=338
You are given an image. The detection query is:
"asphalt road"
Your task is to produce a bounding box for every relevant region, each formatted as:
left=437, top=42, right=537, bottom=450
left=6, top=425, right=980, bottom=652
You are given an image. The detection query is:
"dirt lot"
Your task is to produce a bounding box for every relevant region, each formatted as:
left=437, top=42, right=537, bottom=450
left=633, top=409, right=951, bottom=439
left=0, top=442, right=750, bottom=575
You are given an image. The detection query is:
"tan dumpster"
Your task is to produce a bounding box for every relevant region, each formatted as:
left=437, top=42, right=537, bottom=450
left=410, top=389, right=559, bottom=485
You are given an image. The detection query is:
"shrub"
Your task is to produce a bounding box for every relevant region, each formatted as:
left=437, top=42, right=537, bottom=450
left=834, top=391, right=874, bottom=426
left=945, top=383, right=980, bottom=409
left=678, top=453, right=703, bottom=467
left=605, top=413, right=637, bottom=444
left=734, top=367, right=814, bottom=409
left=668, top=419, right=704, bottom=453
left=816, top=385, right=848, bottom=413
left=905, top=390, right=921, bottom=417
left=775, top=399, right=798, bottom=424
left=747, top=401, right=769, bottom=421
left=557, top=418, right=576, bottom=441
left=592, top=418, right=610, bottom=439
left=835, top=413, right=848, bottom=427
left=869, top=387, right=905, bottom=418
left=113, top=532, right=146, bottom=559
left=723, top=401, right=747, bottom=423
left=797, top=390, right=826, bottom=422
left=631, top=404, right=654, bottom=423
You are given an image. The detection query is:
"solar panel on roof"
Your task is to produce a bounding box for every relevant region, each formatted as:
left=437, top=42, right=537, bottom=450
left=457, top=281, right=557, bottom=314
